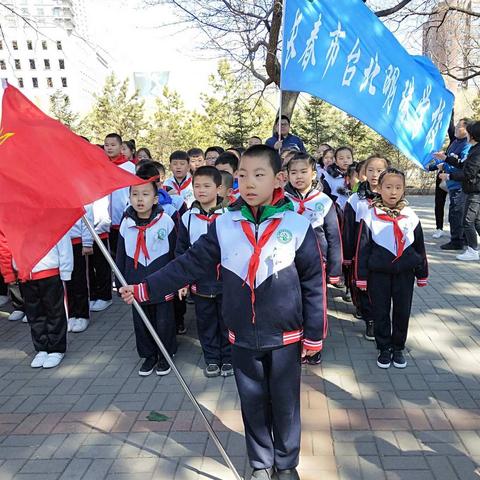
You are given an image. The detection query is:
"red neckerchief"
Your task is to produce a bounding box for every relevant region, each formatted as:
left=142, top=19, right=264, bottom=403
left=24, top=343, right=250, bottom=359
left=195, top=213, right=219, bottom=224
left=133, top=215, right=162, bottom=269
left=374, top=208, right=407, bottom=261
left=171, top=176, right=192, bottom=195
left=232, top=187, right=239, bottom=195
left=290, top=190, right=322, bottom=215
left=111, top=154, right=128, bottom=166
left=240, top=218, right=282, bottom=323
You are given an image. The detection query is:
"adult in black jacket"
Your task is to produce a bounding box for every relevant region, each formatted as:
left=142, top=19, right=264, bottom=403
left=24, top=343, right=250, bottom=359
left=441, top=121, right=480, bottom=261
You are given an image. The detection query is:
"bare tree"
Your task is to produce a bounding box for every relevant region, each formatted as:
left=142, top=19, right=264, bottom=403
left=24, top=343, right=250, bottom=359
left=149, top=0, right=480, bottom=118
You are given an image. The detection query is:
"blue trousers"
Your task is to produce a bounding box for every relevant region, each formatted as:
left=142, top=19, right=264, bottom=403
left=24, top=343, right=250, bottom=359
left=194, top=294, right=231, bottom=366
left=232, top=342, right=302, bottom=470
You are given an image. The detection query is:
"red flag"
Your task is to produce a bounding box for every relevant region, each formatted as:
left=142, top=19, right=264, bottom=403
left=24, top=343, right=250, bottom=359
left=0, top=84, right=143, bottom=277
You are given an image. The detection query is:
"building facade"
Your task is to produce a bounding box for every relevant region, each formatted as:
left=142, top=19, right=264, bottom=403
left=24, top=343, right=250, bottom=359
left=0, top=0, right=112, bottom=114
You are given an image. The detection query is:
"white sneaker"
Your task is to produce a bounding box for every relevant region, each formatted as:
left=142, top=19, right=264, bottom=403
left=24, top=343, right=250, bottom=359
left=72, top=318, right=89, bottom=332
left=22, top=315, right=28, bottom=323
left=0, top=295, right=9, bottom=307
left=67, top=318, right=77, bottom=332
left=31, top=351, right=48, bottom=368
left=89, top=300, right=97, bottom=310
left=8, top=310, right=25, bottom=321
left=90, top=299, right=112, bottom=312
left=432, top=229, right=445, bottom=239
left=43, top=352, right=64, bottom=369
left=457, top=247, right=479, bottom=261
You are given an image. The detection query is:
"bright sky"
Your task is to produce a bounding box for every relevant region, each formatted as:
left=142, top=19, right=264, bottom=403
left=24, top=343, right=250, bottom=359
left=84, top=0, right=219, bottom=110
left=83, top=0, right=422, bottom=112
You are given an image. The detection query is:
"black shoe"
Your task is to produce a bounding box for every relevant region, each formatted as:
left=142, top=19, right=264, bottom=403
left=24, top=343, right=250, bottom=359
left=205, top=364, right=220, bottom=377
left=275, top=468, right=300, bottom=480
left=353, top=308, right=363, bottom=320
left=306, top=351, right=322, bottom=365
left=364, top=320, right=375, bottom=341
left=139, top=356, right=157, bottom=377
left=156, top=358, right=171, bottom=376
left=176, top=324, right=187, bottom=335
left=392, top=350, right=407, bottom=368
left=251, top=468, right=274, bottom=479
left=220, top=363, right=234, bottom=377
left=377, top=349, right=392, bottom=369
left=333, top=280, right=345, bottom=289
left=440, top=241, right=464, bottom=250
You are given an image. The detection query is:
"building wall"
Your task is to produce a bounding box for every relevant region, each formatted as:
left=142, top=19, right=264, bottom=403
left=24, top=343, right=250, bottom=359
left=0, top=0, right=112, bottom=114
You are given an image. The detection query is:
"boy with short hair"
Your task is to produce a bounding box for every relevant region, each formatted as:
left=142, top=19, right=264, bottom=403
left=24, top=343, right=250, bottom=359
left=104, top=132, right=136, bottom=275
left=205, top=146, right=224, bottom=166
left=215, top=152, right=240, bottom=197
left=176, top=166, right=231, bottom=377
left=187, top=148, right=206, bottom=173
left=120, top=145, right=325, bottom=480
left=218, top=170, right=235, bottom=205
left=164, top=150, right=195, bottom=208
left=116, top=177, right=177, bottom=377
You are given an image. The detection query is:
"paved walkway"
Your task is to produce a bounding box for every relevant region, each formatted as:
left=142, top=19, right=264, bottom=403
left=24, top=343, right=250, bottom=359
left=0, top=196, right=480, bottom=480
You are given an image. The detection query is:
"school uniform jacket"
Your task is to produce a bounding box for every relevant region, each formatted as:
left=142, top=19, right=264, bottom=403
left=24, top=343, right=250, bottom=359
left=354, top=205, right=428, bottom=289
left=176, top=200, right=226, bottom=297
left=68, top=205, right=94, bottom=247
left=12, top=235, right=73, bottom=282
left=92, top=195, right=111, bottom=237
left=284, top=184, right=342, bottom=283
left=322, top=164, right=350, bottom=210
left=116, top=205, right=176, bottom=303
left=134, top=191, right=327, bottom=352
left=342, top=183, right=379, bottom=265
left=110, top=157, right=136, bottom=228
left=164, top=174, right=195, bottom=208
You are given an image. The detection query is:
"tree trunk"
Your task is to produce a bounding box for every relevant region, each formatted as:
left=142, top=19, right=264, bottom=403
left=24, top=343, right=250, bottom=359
left=280, top=91, right=300, bottom=120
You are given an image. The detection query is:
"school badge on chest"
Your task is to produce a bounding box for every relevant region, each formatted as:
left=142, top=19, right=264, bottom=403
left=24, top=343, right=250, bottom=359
left=157, top=228, right=167, bottom=241
left=277, top=229, right=293, bottom=244
left=315, top=202, right=325, bottom=214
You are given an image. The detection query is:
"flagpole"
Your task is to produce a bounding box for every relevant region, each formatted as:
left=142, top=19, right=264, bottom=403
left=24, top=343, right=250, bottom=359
left=277, top=0, right=287, bottom=151
left=82, top=215, right=243, bottom=480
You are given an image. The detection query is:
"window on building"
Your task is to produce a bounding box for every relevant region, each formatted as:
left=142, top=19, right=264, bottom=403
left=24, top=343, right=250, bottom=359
left=14, top=59, right=21, bottom=69
left=27, top=40, right=33, bottom=50
left=37, top=8, right=44, bottom=16
left=0, top=40, right=3, bottom=50
left=56, top=41, right=62, bottom=50
left=29, top=59, right=36, bottom=69
left=0, top=60, right=6, bottom=70
left=46, top=77, right=53, bottom=88
left=18, top=78, right=24, bottom=88
left=32, top=77, right=38, bottom=88
left=59, top=59, right=65, bottom=69
left=42, top=40, right=47, bottom=50
left=12, top=41, right=18, bottom=50
left=44, top=59, right=50, bottom=70
left=61, top=77, right=67, bottom=87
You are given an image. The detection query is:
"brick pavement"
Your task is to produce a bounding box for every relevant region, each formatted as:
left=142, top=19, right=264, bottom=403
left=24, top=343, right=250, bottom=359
left=0, top=195, right=480, bottom=479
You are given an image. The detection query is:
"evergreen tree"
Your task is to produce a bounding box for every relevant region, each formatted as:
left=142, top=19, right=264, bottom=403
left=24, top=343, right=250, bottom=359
left=296, top=97, right=343, bottom=151
left=49, top=90, right=79, bottom=130
left=145, top=86, right=209, bottom=161
left=79, top=73, right=148, bottom=144
left=202, top=60, right=273, bottom=147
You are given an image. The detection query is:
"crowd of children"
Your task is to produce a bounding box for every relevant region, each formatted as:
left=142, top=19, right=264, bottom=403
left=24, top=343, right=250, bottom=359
left=0, top=120, right=429, bottom=480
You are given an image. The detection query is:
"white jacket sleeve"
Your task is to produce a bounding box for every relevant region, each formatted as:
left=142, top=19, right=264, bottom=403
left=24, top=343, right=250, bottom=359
left=57, top=234, right=74, bottom=281
left=81, top=204, right=95, bottom=247
left=93, top=196, right=111, bottom=234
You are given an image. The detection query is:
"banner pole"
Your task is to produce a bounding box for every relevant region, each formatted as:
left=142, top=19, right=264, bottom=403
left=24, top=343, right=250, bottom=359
left=277, top=0, right=288, bottom=151
left=82, top=215, right=243, bottom=480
